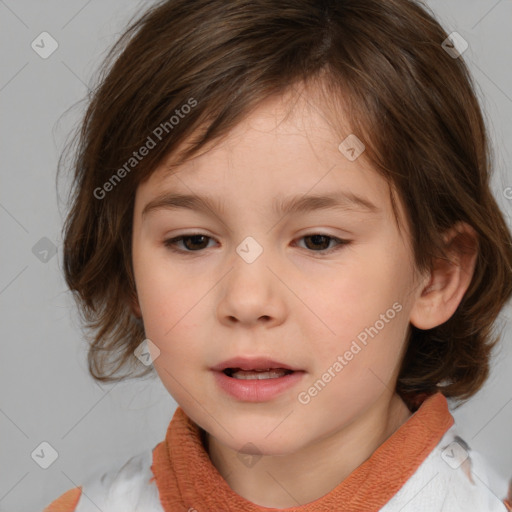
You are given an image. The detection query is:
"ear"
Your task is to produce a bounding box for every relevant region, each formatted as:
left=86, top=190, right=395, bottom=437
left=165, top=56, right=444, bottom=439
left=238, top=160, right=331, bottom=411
left=410, top=222, right=479, bottom=330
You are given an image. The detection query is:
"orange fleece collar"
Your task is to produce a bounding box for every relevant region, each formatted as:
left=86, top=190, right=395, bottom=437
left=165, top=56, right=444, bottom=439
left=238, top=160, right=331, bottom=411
left=151, top=392, right=453, bottom=511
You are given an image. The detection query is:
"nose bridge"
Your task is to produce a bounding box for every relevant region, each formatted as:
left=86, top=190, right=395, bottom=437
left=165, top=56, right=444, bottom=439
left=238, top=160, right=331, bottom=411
left=217, top=233, right=286, bottom=325
left=235, top=235, right=266, bottom=266
left=229, top=234, right=272, bottom=296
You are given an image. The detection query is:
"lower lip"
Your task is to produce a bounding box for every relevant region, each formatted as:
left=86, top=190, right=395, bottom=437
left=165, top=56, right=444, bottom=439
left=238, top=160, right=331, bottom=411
left=213, top=370, right=305, bottom=402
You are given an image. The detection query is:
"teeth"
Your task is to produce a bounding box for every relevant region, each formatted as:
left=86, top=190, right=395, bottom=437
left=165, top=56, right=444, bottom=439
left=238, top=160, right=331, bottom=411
left=231, top=369, right=291, bottom=380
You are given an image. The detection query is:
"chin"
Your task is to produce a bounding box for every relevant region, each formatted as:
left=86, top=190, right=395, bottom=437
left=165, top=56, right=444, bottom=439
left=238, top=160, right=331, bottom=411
left=213, top=424, right=304, bottom=457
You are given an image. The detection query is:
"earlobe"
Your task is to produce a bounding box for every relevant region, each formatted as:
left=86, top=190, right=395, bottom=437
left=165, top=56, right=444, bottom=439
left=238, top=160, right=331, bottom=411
left=410, top=222, right=478, bottom=330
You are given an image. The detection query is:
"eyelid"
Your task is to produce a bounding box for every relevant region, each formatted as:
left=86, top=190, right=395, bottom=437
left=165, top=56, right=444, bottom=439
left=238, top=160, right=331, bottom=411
left=163, top=233, right=217, bottom=252
left=162, top=231, right=351, bottom=256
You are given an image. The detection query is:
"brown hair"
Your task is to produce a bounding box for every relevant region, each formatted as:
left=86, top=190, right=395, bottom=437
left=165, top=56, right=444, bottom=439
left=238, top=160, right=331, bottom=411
left=59, top=0, right=512, bottom=405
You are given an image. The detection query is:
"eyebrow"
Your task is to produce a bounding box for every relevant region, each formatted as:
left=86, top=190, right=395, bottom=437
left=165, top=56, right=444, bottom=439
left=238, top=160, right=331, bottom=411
left=141, top=190, right=380, bottom=219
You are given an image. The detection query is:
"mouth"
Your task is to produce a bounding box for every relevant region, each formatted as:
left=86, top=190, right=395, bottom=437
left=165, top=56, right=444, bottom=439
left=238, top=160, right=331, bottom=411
left=222, top=367, right=294, bottom=380
left=211, top=357, right=304, bottom=401
left=212, top=357, right=302, bottom=377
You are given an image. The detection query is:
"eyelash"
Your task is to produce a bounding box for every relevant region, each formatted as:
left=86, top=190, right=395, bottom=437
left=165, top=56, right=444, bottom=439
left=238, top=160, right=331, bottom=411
left=163, top=233, right=350, bottom=256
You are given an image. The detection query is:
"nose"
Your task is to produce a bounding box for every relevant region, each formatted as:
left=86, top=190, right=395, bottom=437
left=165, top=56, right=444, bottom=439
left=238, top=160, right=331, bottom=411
left=216, top=244, right=287, bottom=328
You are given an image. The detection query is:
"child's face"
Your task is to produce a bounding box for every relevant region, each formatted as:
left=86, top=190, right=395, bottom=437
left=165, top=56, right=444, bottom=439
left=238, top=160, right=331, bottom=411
left=132, top=87, right=425, bottom=455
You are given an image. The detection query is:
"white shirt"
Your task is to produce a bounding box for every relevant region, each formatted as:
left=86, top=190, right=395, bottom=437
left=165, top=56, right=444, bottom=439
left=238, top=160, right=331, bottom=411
left=73, top=424, right=508, bottom=512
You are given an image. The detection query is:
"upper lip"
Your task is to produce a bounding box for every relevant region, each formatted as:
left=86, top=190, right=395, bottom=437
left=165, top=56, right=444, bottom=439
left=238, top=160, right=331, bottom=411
left=211, top=357, right=302, bottom=372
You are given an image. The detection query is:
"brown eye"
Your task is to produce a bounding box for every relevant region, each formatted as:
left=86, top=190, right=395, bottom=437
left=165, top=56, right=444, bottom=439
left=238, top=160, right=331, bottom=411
left=164, top=234, right=214, bottom=252
left=297, top=234, right=349, bottom=254
left=302, top=234, right=332, bottom=251
left=163, top=232, right=350, bottom=256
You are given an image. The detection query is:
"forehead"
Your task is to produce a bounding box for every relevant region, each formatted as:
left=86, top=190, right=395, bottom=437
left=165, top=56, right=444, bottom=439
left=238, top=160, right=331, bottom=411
left=134, top=86, right=408, bottom=234
left=150, top=83, right=352, bottom=178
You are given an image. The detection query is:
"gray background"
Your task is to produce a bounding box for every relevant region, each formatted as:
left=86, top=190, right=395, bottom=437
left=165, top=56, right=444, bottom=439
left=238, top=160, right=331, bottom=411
left=0, top=1, right=511, bottom=511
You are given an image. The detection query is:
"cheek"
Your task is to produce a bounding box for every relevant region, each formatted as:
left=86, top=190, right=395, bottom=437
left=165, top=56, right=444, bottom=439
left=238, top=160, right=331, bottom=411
left=140, top=283, right=202, bottom=356
left=133, top=245, right=197, bottom=329
left=133, top=269, right=195, bottom=368
left=308, top=249, right=412, bottom=368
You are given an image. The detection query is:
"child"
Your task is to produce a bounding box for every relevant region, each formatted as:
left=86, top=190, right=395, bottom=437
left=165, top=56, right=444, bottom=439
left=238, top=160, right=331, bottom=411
left=45, top=0, right=512, bottom=510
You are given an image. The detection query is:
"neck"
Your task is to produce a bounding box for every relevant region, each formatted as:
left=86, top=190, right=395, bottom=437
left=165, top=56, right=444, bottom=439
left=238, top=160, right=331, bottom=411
left=206, top=392, right=412, bottom=509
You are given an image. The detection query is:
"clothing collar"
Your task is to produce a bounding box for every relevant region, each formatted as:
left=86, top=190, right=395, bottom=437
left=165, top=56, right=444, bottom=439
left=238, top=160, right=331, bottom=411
left=151, top=392, right=453, bottom=511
